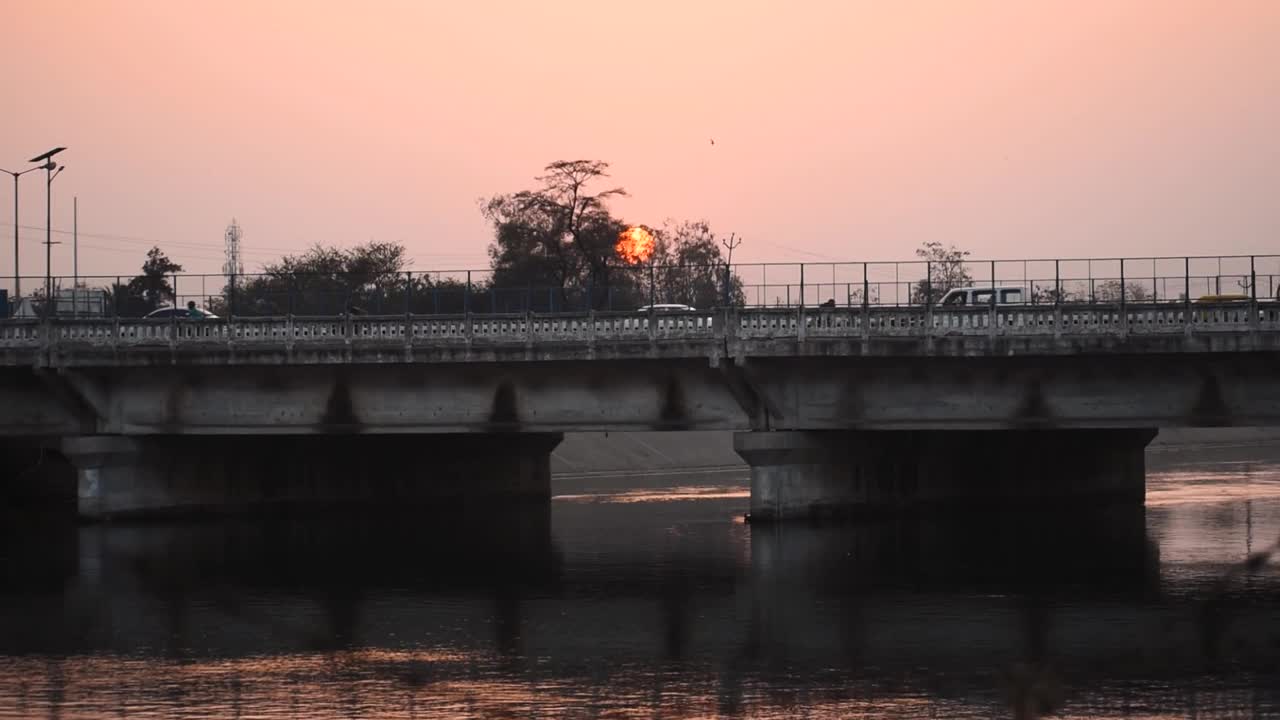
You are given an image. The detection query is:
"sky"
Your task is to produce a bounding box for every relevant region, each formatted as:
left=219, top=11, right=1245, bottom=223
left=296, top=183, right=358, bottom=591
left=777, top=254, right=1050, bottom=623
left=1, top=0, right=1278, bottom=282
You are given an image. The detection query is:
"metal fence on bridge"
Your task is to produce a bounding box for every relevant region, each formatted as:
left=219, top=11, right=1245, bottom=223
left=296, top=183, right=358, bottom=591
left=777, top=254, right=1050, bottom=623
left=2, top=254, right=1277, bottom=320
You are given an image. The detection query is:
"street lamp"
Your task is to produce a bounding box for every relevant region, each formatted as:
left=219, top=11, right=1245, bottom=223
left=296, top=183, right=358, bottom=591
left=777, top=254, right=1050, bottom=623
left=29, top=147, right=66, bottom=315
left=0, top=163, right=43, bottom=299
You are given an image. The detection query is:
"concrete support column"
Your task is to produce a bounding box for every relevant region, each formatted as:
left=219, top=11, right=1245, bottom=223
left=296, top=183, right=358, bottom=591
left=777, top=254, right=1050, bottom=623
left=735, top=429, right=1157, bottom=522
left=63, top=436, right=144, bottom=519
left=63, top=433, right=563, bottom=521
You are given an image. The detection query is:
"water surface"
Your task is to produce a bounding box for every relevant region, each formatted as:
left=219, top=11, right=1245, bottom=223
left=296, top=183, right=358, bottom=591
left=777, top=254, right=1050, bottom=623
left=1, top=447, right=1279, bottom=718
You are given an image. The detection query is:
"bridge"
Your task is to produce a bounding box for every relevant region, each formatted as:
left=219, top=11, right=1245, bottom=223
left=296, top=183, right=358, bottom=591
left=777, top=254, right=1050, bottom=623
left=4, top=267, right=1280, bottom=521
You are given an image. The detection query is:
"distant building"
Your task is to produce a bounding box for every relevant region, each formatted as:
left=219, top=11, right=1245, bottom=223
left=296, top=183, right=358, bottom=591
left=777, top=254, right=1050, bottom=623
left=9, top=288, right=110, bottom=318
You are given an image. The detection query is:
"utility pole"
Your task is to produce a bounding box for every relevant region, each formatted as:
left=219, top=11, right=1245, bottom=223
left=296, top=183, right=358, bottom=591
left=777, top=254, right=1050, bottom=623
left=721, top=233, right=742, bottom=306
left=29, top=148, right=65, bottom=316
left=73, top=196, right=78, bottom=289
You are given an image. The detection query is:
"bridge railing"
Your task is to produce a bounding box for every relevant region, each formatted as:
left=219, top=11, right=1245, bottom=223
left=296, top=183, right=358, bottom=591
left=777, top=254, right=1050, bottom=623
left=4, top=302, right=1278, bottom=356
left=5, top=255, right=1280, bottom=322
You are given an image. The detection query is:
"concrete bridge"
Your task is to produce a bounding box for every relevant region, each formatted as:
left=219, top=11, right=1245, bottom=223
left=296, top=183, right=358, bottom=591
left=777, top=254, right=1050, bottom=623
left=2, top=301, right=1279, bottom=520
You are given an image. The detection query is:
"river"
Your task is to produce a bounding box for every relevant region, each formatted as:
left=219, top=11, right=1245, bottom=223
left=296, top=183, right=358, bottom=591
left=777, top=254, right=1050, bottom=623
left=1, top=442, right=1278, bottom=718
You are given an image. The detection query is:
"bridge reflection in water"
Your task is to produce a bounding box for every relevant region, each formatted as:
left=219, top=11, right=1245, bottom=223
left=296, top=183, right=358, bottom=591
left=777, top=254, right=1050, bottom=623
left=1, top=481, right=1279, bottom=719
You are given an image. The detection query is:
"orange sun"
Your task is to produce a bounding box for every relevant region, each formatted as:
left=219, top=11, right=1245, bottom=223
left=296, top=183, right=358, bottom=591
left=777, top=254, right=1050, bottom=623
left=616, top=226, right=655, bottom=264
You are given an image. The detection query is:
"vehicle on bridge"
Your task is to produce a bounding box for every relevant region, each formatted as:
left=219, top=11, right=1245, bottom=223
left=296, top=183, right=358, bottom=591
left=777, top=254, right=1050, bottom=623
left=939, top=286, right=1025, bottom=306
left=144, top=305, right=219, bottom=320
left=637, top=303, right=697, bottom=313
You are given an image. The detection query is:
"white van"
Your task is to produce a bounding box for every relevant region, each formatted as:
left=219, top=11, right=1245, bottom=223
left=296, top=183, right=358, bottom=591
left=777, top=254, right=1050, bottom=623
left=938, top=286, right=1025, bottom=306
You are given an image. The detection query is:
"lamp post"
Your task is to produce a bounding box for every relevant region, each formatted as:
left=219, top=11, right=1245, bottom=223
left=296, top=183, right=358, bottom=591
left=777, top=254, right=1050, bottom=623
left=0, top=164, right=42, bottom=300
left=29, top=148, right=66, bottom=316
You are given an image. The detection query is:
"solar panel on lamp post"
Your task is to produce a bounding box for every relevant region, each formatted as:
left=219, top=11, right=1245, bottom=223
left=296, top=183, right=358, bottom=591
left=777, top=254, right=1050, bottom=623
left=29, top=148, right=66, bottom=316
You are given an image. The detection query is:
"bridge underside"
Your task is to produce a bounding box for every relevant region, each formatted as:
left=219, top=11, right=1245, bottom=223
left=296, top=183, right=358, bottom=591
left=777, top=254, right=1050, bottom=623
left=3, top=353, right=1279, bottom=436
left=2, top=351, right=1276, bottom=520
left=58, top=433, right=562, bottom=520
left=736, top=429, right=1156, bottom=521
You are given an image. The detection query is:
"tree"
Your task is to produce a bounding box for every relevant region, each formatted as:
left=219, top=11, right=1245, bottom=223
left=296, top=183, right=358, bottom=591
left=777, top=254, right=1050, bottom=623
left=108, top=247, right=184, bottom=315
left=483, top=160, right=745, bottom=310
left=912, top=241, right=972, bottom=305
left=1093, top=280, right=1150, bottom=303
left=1031, top=284, right=1077, bottom=305
left=231, top=241, right=410, bottom=315
left=649, top=220, right=744, bottom=308
left=848, top=286, right=881, bottom=306
left=483, top=160, right=629, bottom=309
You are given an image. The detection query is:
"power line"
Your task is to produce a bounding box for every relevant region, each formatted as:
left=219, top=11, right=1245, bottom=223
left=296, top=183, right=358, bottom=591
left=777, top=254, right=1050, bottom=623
left=10, top=224, right=488, bottom=264
left=755, top=240, right=840, bottom=261
left=3, top=219, right=495, bottom=261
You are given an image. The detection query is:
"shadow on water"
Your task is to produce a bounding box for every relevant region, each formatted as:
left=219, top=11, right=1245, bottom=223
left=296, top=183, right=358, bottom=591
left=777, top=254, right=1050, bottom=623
left=1, top=494, right=1279, bottom=718
left=0, top=506, right=561, bottom=658
left=749, top=504, right=1160, bottom=595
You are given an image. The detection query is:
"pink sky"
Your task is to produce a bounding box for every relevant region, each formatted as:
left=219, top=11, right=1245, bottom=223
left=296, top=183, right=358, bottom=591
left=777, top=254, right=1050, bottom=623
left=2, top=0, right=1277, bottom=281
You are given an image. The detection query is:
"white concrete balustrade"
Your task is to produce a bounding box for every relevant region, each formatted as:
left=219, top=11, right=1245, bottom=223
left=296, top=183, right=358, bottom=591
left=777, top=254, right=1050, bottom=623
left=2, top=303, right=1278, bottom=359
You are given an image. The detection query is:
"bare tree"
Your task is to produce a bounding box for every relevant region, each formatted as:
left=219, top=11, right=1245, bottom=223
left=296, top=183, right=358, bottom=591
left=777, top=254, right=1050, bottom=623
left=912, top=241, right=973, bottom=305
left=1093, top=280, right=1150, bottom=303
left=1031, top=284, right=1077, bottom=305
left=483, top=160, right=629, bottom=307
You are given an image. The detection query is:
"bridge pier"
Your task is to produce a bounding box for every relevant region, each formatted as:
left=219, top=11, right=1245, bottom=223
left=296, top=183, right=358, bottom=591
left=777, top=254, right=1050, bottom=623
left=735, top=429, right=1156, bottom=522
left=63, top=433, right=562, bottom=520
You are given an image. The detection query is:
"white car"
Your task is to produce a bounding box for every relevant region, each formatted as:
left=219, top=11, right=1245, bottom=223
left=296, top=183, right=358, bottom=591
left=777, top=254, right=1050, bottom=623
left=145, top=306, right=219, bottom=319
left=636, top=304, right=697, bottom=313
left=938, top=287, right=1024, bottom=306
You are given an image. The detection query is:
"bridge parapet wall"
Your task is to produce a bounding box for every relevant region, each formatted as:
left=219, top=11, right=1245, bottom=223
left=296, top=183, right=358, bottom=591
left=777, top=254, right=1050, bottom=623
left=2, top=303, right=1278, bottom=367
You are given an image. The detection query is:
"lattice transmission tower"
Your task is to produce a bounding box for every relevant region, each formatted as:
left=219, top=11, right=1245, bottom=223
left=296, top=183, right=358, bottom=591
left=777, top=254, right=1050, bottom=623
left=223, top=219, right=244, bottom=279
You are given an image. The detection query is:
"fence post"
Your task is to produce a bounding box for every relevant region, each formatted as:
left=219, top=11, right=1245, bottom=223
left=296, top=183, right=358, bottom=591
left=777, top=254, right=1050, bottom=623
left=1183, top=257, right=1190, bottom=307
left=862, top=263, right=869, bottom=310
left=1251, top=256, right=1257, bottom=302
left=925, top=260, right=932, bottom=308
left=799, top=263, right=805, bottom=308
left=169, top=274, right=178, bottom=346
left=1119, top=258, right=1128, bottom=337
left=1054, top=259, right=1060, bottom=308
left=464, top=270, right=471, bottom=314
left=405, top=271, right=412, bottom=316
left=1120, top=258, right=1126, bottom=305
